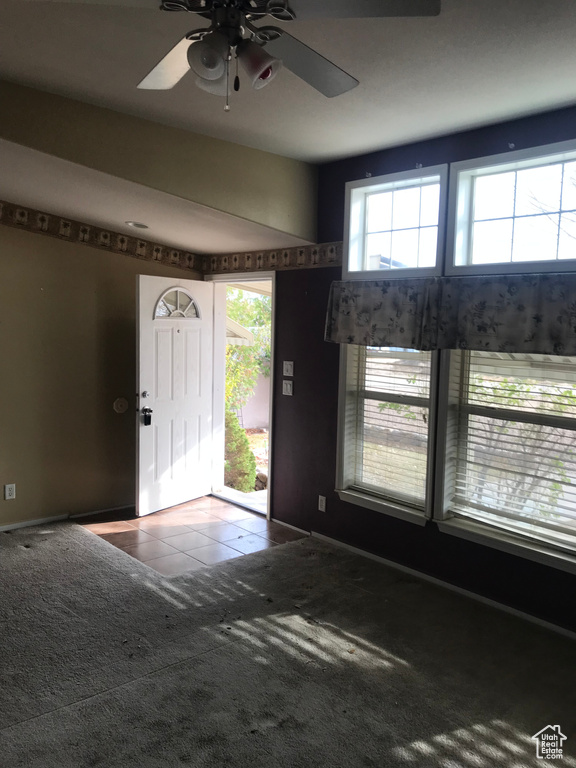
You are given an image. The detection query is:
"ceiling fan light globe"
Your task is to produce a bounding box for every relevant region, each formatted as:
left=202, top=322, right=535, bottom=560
left=194, top=74, right=228, bottom=97
left=187, top=33, right=228, bottom=81
left=253, top=60, right=282, bottom=89
left=237, top=39, right=282, bottom=90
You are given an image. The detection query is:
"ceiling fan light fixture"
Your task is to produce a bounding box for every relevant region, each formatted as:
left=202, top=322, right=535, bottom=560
left=237, top=39, right=282, bottom=90
left=194, top=73, right=228, bottom=96
left=187, top=32, right=229, bottom=81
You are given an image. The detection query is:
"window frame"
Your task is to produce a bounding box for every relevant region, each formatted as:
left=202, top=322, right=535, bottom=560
left=343, top=164, right=449, bottom=281
left=335, top=343, right=439, bottom=526
left=446, top=139, right=576, bottom=276
left=154, top=287, right=200, bottom=319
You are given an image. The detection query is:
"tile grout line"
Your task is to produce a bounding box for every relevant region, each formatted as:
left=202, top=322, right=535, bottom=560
left=81, top=499, right=303, bottom=573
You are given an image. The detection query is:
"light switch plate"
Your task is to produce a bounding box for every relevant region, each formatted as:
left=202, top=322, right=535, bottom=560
left=283, top=361, right=294, bottom=377
left=282, top=380, right=293, bottom=396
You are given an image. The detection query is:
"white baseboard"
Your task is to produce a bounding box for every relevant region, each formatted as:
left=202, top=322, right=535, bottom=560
left=1, top=504, right=135, bottom=532
left=69, top=505, right=134, bottom=520
left=311, top=531, right=576, bottom=642
left=272, top=518, right=309, bottom=535
left=0, top=515, right=68, bottom=532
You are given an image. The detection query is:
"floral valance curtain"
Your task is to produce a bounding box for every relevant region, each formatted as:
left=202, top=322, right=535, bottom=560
left=325, top=274, right=576, bottom=356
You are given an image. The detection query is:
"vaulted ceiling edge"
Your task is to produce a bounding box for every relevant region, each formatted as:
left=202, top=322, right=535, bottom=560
left=0, top=199, right=342, bottom=276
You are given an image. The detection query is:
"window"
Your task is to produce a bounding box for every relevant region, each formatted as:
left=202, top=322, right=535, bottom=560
left=443, top=351, right=576, bottom=553
left=338, top=141, right=576, bottom=565
left=344, top=165, right=447, bottom=279
left=449, top=140, right=576, bottom=273
left=154, top=288, right=199, bottom=319
left=338, top=346, right=432, bottom=520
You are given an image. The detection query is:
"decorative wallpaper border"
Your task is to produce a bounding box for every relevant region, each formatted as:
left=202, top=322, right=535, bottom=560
left=201, top=242, right=342, bottom=274
left=0, top=199, right=343, bottom=276
left=0, top=199, right=203, bottom=274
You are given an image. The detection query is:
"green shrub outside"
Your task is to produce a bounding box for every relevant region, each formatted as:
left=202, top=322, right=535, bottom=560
left=224, top=408, right=256, bottom=493
left=224, top=288, right=270, bottom=493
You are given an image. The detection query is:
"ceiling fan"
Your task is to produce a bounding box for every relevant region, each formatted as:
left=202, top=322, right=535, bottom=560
left=28, top=0, right=441, bottom=106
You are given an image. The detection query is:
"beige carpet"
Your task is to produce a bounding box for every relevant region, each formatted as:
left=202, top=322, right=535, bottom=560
left=1, top=521, right=575, bottom=767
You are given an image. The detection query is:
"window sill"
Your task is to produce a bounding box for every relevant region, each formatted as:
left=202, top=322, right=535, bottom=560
left=437, top=517, right=576, bottom=576
left=337, top=489, right=427, bottom=526
left=342, top=266, right=441, bottom=281
left=444, top=260, right=576, bottom=277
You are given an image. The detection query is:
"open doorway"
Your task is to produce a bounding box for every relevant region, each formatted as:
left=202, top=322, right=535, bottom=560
left=211, top=276, right=274, bottom=517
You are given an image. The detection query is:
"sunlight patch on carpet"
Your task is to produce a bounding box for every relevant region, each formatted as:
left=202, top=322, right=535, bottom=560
left=392, top=719, right=576, bottom=767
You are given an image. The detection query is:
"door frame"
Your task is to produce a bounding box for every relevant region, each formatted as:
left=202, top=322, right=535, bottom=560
left=205, top=271, right=276, bottom=521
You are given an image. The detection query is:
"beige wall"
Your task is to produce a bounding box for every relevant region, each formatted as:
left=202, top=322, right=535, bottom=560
left=0, top=81, right=317, bottom=242
left=0, top=225, right=202, bottom=527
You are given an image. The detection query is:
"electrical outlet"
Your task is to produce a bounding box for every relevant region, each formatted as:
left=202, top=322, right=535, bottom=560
left=318, top=495, right=326, bottom=512
left=283, top=360, right=294, bottom=377
left=4, top=484, right=16, bottom=500
left=282, top=380, right=293, bottom=396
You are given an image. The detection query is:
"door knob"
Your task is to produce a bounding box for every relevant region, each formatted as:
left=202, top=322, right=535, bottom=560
left=141, top=407, right=153, bottom=426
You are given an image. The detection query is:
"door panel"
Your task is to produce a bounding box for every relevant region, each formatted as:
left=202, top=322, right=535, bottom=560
left=137, top=276, right=214, bottom=516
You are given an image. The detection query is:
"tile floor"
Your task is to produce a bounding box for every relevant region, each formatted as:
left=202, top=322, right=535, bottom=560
left=80, top=496, right=307, bottom=576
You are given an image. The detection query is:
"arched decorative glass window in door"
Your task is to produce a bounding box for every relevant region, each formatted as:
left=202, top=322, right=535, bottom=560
left=154, top=288, right=200, bottom=319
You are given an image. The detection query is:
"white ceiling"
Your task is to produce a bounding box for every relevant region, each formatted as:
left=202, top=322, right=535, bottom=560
left=0, top=139, right=310, bottom=254
left=1, top=0, right=576, bottom=253
left=3, top=0, right=576, bottom=163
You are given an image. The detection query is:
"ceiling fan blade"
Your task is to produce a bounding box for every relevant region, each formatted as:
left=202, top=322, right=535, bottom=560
left=289, top=0, right=440, bottom=20
left=138, top=37, right=192, bottom=90
left=265, top=31, right=358, bottom=98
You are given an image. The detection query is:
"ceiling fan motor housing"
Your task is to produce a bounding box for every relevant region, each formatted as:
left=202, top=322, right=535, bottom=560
left=211, top=6, right=246, bottom=47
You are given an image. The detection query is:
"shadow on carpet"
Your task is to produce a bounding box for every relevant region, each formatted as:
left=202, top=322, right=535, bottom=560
left=1, top=521, right=575, bottom=767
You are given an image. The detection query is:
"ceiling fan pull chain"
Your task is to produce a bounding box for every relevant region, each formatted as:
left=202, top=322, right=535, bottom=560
left=234, top=54, right=240, bottom=92
left=224, top=51, right=231, bottom=112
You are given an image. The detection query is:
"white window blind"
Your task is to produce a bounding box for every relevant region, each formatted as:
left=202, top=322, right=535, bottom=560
left=447, top=351, right=576, bottom=551
left=342, top=347, right=431, bottom=507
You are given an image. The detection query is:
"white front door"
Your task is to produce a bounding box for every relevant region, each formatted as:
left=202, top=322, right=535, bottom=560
left=137, top=276, right=214, bottom=517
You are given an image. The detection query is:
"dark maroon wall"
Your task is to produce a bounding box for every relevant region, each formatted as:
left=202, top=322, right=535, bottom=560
left=318, top=104, right=576, bottom=244
left=271, top=267, right=341, bottom=532
left=270, top=105, right=576, bottom=632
